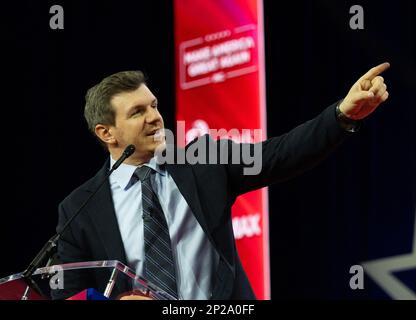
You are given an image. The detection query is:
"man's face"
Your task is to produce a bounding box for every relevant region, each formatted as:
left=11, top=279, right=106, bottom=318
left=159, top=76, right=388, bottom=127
left=109, top=84, right=164, bottom=162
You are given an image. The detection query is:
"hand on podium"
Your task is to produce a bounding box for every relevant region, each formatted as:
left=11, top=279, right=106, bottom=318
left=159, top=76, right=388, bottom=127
left=117, top=290, right=154, bottom=300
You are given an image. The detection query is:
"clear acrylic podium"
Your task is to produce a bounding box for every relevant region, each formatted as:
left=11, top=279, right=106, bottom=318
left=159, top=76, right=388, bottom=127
left=0, top=260, right=177, bottom=300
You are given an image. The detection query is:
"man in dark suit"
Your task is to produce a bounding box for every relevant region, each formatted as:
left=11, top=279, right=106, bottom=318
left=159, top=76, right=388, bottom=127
left=53, top=63, right=390, bottom=300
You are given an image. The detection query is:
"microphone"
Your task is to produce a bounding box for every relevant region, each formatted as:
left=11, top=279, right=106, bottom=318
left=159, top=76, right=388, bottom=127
left=111, top=144, right=135, bottom=171
left=22, top=144, right=136, bottom=281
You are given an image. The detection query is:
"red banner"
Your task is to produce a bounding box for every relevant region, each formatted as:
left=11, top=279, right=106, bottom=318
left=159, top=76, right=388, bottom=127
left=174, top=0, right=269, bottom=299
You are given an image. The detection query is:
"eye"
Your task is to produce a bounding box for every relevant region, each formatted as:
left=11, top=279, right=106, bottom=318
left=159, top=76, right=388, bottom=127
left=131, top=109, right=144, bottom=117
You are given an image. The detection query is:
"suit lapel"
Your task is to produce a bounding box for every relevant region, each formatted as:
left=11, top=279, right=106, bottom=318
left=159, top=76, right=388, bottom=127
left=165, top=164, right=214, bottom=244
left=166, top=163, right=235, bottom=299
left=86, top=161, right=128, bottom=265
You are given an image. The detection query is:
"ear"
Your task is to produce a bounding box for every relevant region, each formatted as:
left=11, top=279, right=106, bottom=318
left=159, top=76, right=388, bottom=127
left=95, top=124, right=117, bottom=146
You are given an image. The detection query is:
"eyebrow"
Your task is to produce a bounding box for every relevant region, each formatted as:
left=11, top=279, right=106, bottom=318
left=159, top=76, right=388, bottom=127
left=127, top=99, right=158, bottom=115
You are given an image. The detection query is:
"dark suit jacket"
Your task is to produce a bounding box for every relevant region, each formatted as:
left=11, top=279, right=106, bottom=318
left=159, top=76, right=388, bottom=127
left=53, top=102, right=351, bottom=300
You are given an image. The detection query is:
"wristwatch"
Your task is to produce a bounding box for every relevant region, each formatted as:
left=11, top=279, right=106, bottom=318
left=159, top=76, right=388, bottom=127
left=335, top=103, right=361, bottom=133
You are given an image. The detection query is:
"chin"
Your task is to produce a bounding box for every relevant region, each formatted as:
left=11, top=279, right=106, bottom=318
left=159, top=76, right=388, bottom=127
left=154, top=140, right=166, bottom=153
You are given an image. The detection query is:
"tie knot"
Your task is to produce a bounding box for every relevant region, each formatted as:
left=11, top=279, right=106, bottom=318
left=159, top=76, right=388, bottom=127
left=134, top=165, right=153, bottom=181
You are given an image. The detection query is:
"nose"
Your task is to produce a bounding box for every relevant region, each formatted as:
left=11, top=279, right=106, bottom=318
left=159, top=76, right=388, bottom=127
left=145, top=105, right=162, bottom=124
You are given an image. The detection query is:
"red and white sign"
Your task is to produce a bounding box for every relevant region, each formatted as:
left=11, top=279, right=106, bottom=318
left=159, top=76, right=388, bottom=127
left=174, top=0, right=270, bottom=299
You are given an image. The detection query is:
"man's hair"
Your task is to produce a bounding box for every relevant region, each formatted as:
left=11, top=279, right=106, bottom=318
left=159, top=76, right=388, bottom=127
left=84, top=70, right=146, bottom=135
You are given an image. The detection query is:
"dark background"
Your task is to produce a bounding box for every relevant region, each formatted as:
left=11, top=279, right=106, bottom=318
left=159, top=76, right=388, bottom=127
left=2, top=0, right=415, bottom=299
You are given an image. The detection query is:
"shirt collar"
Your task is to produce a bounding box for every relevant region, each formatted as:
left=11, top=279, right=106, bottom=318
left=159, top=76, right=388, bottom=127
left=110, top=156, right=166, bottom=191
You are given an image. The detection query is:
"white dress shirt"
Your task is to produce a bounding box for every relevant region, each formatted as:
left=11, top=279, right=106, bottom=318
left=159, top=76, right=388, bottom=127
left=109, top=157, right=219, bottom=299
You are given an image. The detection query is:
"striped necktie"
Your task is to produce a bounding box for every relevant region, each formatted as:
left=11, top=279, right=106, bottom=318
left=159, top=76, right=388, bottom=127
left=134, top=165, right=178, bottom=299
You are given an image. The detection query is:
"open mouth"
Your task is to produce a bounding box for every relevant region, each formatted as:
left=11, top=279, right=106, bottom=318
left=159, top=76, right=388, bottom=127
left=146, top=129, right=159, bottom=135
left=146, top=129, right=164, bottom=139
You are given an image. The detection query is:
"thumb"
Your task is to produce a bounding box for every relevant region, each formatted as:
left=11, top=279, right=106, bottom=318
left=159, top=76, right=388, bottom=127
left=350, top=90, right=374, bottom=103
left=341, top=90, right=374, bottom=116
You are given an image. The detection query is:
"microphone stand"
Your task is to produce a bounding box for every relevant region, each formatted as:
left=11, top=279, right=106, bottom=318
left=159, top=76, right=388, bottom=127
left=20, top=145, right=135, bottom=299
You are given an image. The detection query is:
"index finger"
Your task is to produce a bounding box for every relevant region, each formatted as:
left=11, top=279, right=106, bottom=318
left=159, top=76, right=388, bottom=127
left=359, top=62, right=390, bottom=81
